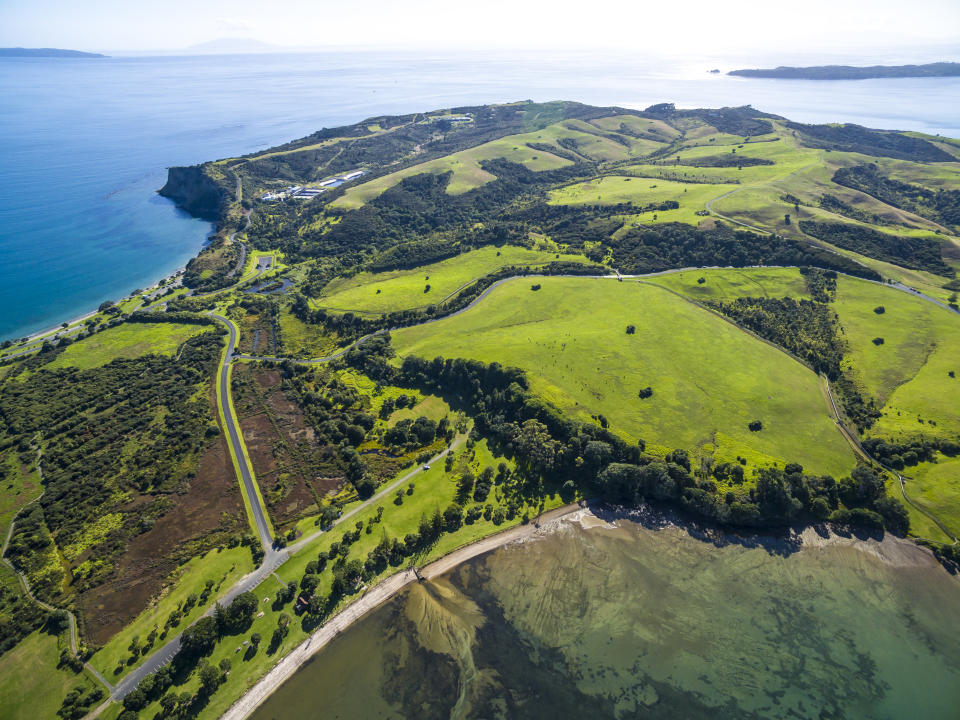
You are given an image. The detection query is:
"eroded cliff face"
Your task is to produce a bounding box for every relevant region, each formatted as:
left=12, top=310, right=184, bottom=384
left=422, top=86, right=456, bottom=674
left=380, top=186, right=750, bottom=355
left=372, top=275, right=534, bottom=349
left=159, top=165, right=226, bottom=222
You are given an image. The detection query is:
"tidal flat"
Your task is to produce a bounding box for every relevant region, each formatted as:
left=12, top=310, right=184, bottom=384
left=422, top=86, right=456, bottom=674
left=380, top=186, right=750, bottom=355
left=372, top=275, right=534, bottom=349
left=253, top=509, right=960, bottom=719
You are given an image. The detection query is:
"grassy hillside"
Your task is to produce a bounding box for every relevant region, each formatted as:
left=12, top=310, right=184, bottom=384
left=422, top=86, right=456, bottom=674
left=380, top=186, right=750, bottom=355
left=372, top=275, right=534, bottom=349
left=645, top=267, right=811, bottom=302
left=316, top=245, right=589, bottom=314
left=833, top=278, right=960, bottom=438
left=392, top=276, right=856, bottom=476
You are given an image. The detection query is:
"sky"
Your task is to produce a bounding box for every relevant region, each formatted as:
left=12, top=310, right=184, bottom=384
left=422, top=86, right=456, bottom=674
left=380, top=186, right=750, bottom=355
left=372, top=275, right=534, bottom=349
left=1, top=0, right=958, bottom=56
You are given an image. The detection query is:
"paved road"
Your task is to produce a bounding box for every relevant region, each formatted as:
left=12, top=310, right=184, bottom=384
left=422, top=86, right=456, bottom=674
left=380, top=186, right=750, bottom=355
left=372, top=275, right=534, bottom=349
left=110, top=433, right=461, bottom=700
left=209, top=314, right=276, bottom=554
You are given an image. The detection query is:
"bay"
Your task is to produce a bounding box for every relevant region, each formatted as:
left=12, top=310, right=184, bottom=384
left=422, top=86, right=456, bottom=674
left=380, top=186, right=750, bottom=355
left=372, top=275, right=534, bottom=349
left=252, top=511, right=960, bottom=719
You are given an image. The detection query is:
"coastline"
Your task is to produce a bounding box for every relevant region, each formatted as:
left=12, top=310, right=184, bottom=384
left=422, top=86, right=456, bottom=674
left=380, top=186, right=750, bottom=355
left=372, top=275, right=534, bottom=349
left=6, top=264, right=189, bottom=347
left=218, top=503, right=584, bottom=720
left=220, top=503, right=948, bottom=720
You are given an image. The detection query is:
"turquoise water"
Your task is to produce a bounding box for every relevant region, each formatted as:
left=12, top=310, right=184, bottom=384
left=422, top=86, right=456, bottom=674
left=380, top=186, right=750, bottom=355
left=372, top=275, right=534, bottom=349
left=2, top=51, right=959, bottom=340
left=252, top=514, right=960, bottom=719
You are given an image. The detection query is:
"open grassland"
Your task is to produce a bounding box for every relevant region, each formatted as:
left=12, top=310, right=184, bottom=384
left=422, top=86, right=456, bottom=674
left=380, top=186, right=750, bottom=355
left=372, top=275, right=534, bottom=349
left=0, top=630, right=96, bottom=720
left=833, top=277, right=960, bottom=438
left=330, top=133, right=573, bottom=210
left=646, top=267, right=812, bottom=302
left=89, top=546, right=254, bottom=681
left=329, top=114, right=678, bottom=210
left=316, top=245, right=589, bottom=314
left=905, top=455, right=960, bottom=540
left=45, top=323, right=209, bottom=370
left=392, top=277, right=856, bottom=476
left=549, top=177, right=733, bottom=226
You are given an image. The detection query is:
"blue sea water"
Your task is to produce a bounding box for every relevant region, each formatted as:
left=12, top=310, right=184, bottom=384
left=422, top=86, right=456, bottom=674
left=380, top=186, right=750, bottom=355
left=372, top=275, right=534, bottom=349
left=2, top=50, right=958, bottom=341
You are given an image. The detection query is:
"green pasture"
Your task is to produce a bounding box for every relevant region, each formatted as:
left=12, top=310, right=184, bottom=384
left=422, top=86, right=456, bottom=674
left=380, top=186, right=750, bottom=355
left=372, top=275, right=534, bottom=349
left=89, top=545, right=254, bottom=681
left=315, top=245, right=588, bottom=314
left=330, top=131, right=573, bottom=210
left=549, top=176, right=733, bottom=225
left=833, top=276, right=960, bottom=438
left=45, top=323, right=210, bottom=370
left=646, top=267, right=811, bottom=302
left=392, top=276, right=856, bottom=476
left=904, top=455, right=960, bottom=541
left=587, top=114, right=680, bottom=140
left=0, top=630, right=96, bottom=720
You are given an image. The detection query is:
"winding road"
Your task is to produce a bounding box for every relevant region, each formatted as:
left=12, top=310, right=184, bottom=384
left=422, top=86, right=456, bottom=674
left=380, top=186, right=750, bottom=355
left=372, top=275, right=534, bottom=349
left=107, top=312, right=463, bottom=702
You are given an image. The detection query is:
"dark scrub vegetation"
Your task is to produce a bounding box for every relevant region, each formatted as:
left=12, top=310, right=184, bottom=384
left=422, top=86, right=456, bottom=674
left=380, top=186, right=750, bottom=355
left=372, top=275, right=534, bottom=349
left=799, top=220, right=953, bottom=276
left=0, top=330, right=236, bottom=618
left=832, top=164, right=960, bottom=232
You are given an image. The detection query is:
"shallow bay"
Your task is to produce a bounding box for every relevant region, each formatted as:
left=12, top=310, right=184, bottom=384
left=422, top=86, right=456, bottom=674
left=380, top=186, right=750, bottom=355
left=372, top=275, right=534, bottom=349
left=253, top=512, right=960, bottom=719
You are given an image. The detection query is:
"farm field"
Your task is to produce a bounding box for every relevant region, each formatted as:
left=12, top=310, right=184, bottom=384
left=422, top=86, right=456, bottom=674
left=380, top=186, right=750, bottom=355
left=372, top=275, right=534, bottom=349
left=392, top=276, right=856, bottom=476
left=644, top=267, right=811, bottom=302
left=330, top=132, right=573, bottom=209
left=832, top=278, right=960, bottom=438
left=906, top=456, right=960, bottom=541
left=549, top=177, right=733, bottom=226
left=315, top=245, right=589, bottom=314
left=45, top=322, right=210, bottom=370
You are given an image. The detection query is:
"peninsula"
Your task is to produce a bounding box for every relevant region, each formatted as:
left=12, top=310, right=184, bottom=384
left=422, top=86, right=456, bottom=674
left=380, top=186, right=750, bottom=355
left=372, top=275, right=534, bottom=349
left=0, top=47, right=108, bottom=58
left=1, top=100, right=959, bottom=720
left=728, top=61, right=960, bottom=79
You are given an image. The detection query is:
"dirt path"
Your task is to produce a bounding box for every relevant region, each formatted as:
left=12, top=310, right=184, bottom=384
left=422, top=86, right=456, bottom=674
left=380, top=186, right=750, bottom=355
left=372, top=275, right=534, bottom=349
left=0, top=447, right=114, bottom=694
left=219, top=503, right=582, bottom=720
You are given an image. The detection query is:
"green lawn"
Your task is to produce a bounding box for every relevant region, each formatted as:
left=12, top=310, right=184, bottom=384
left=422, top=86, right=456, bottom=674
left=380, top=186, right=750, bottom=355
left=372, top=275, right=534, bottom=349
left=315, top=245, right=589, bottom=314
left=0, top=630, right=96, bottom=720
left=392, top=276, right=856, bottom=476
left=89, top=546, right=254, bottom=680
left=46, top=323, right=210, bottom=370
left=645, top=267, right=811, bottom=302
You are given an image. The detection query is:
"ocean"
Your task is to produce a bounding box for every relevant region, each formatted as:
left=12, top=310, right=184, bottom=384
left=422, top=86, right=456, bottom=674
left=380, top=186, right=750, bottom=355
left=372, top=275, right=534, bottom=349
left=2, top=49, right=959, bottom=341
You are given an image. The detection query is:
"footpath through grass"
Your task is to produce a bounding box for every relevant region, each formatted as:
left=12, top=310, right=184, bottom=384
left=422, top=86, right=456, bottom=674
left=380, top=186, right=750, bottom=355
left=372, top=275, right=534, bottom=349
left=315, top=245, right=588, bottom=314
left=392, top=276, right=856, bottom=476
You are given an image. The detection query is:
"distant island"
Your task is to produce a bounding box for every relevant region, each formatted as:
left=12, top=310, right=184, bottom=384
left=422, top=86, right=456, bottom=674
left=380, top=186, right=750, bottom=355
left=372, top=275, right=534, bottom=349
left=729, top=61, right=960, bottom=80
left=0, top=47, right=107, bottom=58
